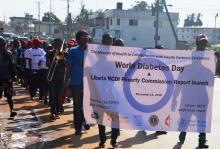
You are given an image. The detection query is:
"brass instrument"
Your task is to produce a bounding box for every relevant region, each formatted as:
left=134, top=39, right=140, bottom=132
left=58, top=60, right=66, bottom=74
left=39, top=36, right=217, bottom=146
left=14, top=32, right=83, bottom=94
left=47, top=40, right=65, bottom=82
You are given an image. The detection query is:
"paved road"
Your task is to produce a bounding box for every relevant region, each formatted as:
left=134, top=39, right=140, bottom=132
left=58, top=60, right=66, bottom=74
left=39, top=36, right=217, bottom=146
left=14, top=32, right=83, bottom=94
left=0, top=77, right=220, bottom=149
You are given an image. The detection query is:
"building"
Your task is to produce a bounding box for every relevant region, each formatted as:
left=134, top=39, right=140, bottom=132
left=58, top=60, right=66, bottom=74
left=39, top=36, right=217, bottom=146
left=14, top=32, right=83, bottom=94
left=9, top=13, right=36, bottom=34
left=34, top=21, right=63, bottom=38
left=177, top=27, right=220, bottom=44
left=33, top=12, right=63, bottom=38
left=0, top=21, right=8, bottom=33
left=88, top=3, right=179, bottom=49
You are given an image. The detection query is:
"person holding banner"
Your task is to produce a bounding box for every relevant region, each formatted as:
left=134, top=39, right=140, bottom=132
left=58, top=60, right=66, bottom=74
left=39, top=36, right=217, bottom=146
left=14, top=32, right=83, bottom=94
left=174, top=34, right=211, bottom=148
left=97, top=33, right=120, bottom=148
left=64, top=30, right=90, bottom=135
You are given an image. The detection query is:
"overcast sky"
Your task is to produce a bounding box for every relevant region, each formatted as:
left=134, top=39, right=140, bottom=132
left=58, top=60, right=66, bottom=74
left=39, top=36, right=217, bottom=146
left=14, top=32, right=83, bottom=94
left=0, top=0, right=220, bottom=27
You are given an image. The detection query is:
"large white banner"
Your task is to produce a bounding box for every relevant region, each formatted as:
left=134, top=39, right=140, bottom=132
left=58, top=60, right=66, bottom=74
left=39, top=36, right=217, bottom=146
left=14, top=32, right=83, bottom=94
left=83, top=44, right=215, bottom=132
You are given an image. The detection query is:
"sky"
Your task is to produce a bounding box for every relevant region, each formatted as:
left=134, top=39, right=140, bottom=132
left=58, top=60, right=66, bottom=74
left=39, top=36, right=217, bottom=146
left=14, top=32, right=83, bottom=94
left=0, top=0, right=220, bottom=27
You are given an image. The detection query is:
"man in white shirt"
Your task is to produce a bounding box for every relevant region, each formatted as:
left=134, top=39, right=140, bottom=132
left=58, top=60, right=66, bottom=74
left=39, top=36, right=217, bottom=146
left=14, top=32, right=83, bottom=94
left=25, top=38, right=45, bottom=100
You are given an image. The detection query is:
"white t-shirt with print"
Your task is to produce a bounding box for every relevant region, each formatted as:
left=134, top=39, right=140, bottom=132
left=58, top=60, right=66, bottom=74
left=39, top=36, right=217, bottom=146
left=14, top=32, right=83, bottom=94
left=24, top=48, right=31, bottom=69
left=39, top=56, right=48, bottom=70
left=27, top=48, right=46, bottom=70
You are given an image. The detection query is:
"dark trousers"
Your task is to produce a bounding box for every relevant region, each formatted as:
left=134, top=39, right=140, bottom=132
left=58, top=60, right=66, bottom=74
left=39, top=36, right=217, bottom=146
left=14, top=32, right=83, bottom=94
left=71, top=85, right=85, bottom=131
left=199, top=133, right=206, bottom=138
left=0, top=80, right=14, bottom=111
left=29, top=70, right=40, bottom=98
left=181, top=132, right=206, bottom=140
left=98, top=124, right=119, bottom=143
left=24, top=68, right=31, bottom=88
left=39, top=69, right=48, bottom=99
left=49, top=77, right=63, bottom=115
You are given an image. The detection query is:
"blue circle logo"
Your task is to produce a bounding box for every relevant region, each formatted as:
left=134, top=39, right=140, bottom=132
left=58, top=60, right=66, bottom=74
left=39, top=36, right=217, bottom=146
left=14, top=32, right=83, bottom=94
left=123, top=58, right=174, bottom=113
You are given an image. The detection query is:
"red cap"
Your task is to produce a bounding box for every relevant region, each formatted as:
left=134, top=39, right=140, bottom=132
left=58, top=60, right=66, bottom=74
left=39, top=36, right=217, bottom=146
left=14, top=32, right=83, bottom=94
left=32, top=38, right=43, bottom=45
left=68, top=39, right=77, bottom=46
left=26, top=40, right=33, bottom=47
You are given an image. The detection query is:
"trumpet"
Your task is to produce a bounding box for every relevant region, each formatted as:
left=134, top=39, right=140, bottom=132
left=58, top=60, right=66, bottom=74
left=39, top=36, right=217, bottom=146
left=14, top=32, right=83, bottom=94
left=47, top=40, right=65, bottom=82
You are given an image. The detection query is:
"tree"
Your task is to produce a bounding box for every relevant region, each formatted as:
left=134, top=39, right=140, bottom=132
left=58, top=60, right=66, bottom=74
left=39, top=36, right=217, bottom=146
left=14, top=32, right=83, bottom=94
left=42, top=12, right=61, bottom=23
left=184, top=16, right=191, bottom=27
left=72, top=5, right=94, bottom=28
left=195, top=13, right=203, bottom=26
left=184, top=13, right=203, bottom=27
left=132, top=1, right=150, bottom=10
left=151, top=0, right=164, bottom=16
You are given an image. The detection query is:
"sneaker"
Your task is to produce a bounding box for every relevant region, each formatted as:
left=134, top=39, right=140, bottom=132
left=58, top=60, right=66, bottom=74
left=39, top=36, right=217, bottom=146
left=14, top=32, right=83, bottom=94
left=83, top=124, right=90, bottom=130
left=75, top=130, right=82, bottom=135
left=110, top=140, right=118, bottom=148
left=156, top=131, right=167, bottom=135
left=98, top=142, right=105, bottom=148
left=199, top=138, right=209, bottom=148
left=199, top=143, right=209, bottom=148
left=10, top=111, right=17, bottom=117
left=179, top=132, right=186, bottom=144
left=55, top=115, right=60, bottom=119
left=50, top=114, right=56, bottom=120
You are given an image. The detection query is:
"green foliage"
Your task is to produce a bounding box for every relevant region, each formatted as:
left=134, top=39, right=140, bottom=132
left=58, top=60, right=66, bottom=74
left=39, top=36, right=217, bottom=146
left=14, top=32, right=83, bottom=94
left=132, top=1, right=150, bottom=10
left=42, top=12, right=61, bottom=23
left=184, top=13, right=203, bottom=27
left=74, top=5, right=92, bottom=22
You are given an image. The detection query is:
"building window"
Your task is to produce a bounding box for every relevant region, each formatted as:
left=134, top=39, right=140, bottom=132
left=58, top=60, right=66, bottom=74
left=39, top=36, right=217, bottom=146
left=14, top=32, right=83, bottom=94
left=117, top=18, right=120, bottom=26
left=54, top=29, right=59, bottom=34
left=129, top=19, right=138, bottom=26
left=110, top=19, right=112, bottom=25
left=132, top=37, right=137, bottom=41
left=115, top=30, right=121, bottom=38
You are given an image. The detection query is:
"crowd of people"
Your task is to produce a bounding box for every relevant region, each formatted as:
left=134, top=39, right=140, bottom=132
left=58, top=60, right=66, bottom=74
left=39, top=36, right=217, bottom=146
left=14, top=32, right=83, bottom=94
left=0, top=30, right=218, bottom=148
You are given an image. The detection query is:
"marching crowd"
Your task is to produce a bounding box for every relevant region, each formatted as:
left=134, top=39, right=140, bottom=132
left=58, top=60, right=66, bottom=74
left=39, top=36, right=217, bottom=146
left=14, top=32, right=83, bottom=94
left=0, top=29, right=218, bottom=148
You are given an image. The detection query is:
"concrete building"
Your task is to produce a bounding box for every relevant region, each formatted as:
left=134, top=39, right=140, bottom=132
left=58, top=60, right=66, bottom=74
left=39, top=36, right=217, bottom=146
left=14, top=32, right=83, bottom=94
left=88, top=3, right=179, bottom=49
left=9, top=13, right=36, bottom=34
left=0, top=21, right=8, bottom=33
left=177, top=27, right=220, bottom=44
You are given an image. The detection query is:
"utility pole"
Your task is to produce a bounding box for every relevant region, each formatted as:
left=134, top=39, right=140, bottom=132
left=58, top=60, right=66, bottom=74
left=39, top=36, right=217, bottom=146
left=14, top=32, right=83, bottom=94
left=162, top=0, right=179, bottom=48
left=36, top=1, right=43, bottom=35
left=3, top=12, right=6, bottom=23
left=49, top=0, right=52, bottom=36
left=38, top=1, right=41, bottom=34
left=215, top=13, right=218, bottom=44
left=63, top=0, right=74, bottom=39
left=81, top=0, right=84, bottom=9
left=154, top=0, right=160, bottom=47
left=67, top=0, right=70, bottom=39
left=38, top=1, right=41, bottom=21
